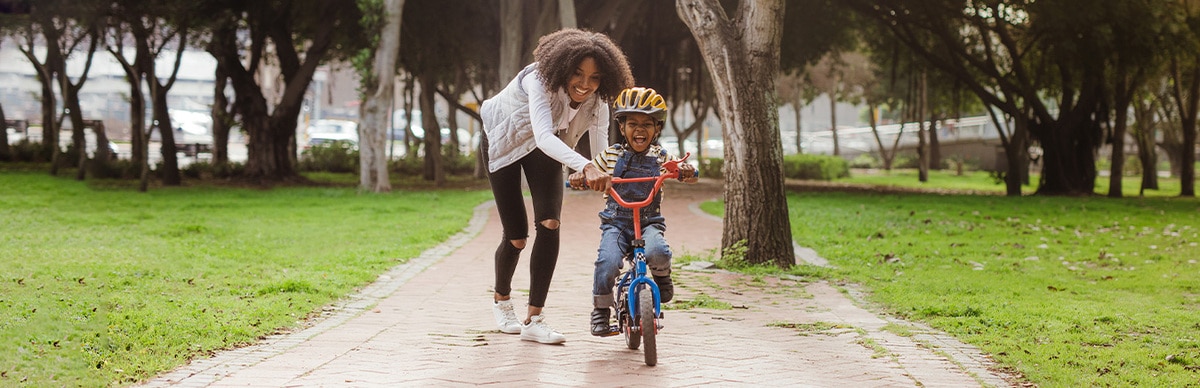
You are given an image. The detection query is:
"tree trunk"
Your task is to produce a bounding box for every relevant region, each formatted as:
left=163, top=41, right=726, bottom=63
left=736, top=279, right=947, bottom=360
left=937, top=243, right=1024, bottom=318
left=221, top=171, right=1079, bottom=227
left=359, top=0, right=404, bottom=192
left=1132, top=97, right=1159, bottom=193
left=678, top=0, right=793, bottom=268
left=829, top=89, right=839, bottom=156
left=420, top=75, right=444, bottom=186
left=917, top=71, right=928, bottom=182
left=1108, top=85, right=1132, bottom=198
left=928, top=117, right=941, bottom=170
left=1176, top=64, right=1199, bottom=197
left=152, top=90, right=181, bottom=185
left=558, top=0, right=577, bottom=28
left=498, top=0, right=525, bottom=83
left=212, top=63, right=232, bottom=166
left=794, top=101, right=802, bottom=154
left=1036, top=119, right=1099, bottom=195
left=0, top=102, right=7, bottom=161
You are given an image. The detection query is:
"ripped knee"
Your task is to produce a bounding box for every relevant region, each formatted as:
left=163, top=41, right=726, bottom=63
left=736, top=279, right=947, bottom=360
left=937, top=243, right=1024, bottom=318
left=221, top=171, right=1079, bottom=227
left=509, top=239, right=527, bottom=249
left=538, top=219, right=560, bottom=230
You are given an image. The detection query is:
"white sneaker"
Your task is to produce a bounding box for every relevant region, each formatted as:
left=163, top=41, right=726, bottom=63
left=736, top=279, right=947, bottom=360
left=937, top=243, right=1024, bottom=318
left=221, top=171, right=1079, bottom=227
left=521, top=315, right=566, bottom=344
left=493, top=300, right=522, bottom=334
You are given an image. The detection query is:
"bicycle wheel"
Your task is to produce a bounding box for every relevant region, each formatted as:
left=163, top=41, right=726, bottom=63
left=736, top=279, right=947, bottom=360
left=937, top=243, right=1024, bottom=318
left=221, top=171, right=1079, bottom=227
left=639, top=283, right=657, bottom=366
left=623, top=307, right=640, bottom=350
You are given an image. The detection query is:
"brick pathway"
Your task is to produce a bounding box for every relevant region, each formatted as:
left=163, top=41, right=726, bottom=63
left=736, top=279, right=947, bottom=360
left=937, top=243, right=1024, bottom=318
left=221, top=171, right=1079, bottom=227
left=143, top=181, right=1018, bottom=387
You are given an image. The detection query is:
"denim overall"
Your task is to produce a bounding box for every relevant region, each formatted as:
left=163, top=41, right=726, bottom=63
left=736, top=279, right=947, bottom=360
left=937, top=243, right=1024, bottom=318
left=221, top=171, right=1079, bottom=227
left=592, top=145, right=674, bottom=308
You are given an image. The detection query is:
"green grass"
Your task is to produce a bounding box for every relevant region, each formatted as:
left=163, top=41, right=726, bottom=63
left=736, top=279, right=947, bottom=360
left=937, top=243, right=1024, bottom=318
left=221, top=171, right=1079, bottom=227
left=835, top=169, right=1188, bottom=197
left=704, top=190, right=1200, bottom=387
left=0, top=170, right=491, bottom=386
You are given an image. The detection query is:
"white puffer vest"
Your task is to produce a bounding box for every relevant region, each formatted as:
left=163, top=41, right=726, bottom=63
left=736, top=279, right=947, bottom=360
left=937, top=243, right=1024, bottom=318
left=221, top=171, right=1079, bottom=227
left=481, top=63, right=607, bottom=173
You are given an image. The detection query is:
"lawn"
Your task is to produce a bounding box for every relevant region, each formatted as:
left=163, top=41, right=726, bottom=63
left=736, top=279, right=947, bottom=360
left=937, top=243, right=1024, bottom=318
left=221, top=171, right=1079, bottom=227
left=702, top=181, right=1200, bottom=387
left=0, top=170, right=491, bottom=386
left=835, top=168, right=1187, bottom=197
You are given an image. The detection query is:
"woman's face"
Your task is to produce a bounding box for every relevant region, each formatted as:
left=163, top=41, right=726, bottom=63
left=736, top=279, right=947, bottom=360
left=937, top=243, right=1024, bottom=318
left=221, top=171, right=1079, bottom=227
left=620, top=113, right=660, bottom=153
left=568, top=57, right=601, bottom=104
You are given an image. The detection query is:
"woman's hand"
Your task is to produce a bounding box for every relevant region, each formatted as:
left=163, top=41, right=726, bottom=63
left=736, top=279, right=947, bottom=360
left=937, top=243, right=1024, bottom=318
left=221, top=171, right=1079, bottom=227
left=582, top=164, right=611, bottom=192
left=568, top=171, right=587, bottom=190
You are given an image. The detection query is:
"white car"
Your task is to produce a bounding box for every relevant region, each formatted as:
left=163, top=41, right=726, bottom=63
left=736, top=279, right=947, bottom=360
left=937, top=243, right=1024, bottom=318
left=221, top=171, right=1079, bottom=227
left=305, top=119, right=358, bottom=148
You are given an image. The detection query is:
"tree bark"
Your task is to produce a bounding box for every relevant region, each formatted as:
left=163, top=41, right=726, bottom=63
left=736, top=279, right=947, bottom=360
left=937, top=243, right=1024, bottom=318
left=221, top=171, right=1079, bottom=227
left=1132, top=95, right=1159, bottom=194
left=1173, top=60, right=1199, bottom=197
left=498, top=0, right=525, bottom=83
left=359, top=0, right=404, bottom=192
left=212, top=63, right=232, bottom=166
left=678, top=0, right=794, bottom=268
left=829, top=89, right=839, bottom=156
left=419, top=74, right=444, bottom=186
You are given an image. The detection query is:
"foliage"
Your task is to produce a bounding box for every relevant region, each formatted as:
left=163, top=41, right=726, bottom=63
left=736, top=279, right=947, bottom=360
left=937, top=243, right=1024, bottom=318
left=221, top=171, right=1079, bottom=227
left=782, top=154, right=850, bottom=180
left=700, top=157, right=723, bottom=180
left=7, top=140, right=49, bottom=163
left=298, top=141, right=359, bottom=173
left=181, top=161, right=246, bottom=180
left=848, top=153, right=880, bottom=169
left=0, top=171, right=490, bottom=385
left=387, top=150, right=475, bottom=177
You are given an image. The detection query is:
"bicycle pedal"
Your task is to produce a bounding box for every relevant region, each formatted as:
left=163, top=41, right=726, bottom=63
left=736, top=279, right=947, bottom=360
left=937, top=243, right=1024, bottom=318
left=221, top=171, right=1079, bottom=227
left=597, top=325, right=620, bottom=337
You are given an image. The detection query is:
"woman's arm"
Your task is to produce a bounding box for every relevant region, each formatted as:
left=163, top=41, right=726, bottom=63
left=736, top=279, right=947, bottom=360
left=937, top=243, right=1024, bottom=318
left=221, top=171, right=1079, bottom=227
left=523, top=74, right=591, bottom=172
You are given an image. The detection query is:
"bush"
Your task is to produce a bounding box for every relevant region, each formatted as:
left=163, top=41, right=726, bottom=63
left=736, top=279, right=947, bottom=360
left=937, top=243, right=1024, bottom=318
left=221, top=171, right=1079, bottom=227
left=299, top=141, right=359, bottom=173
left=849, top=153, right=880, bottom=169
left=9, top=140, right=48, bottom=162
left=92, top=158, right=139, bottom=179
left=701, top=157, right=723, bottom=179
left=782, top=154, right=850, bottom=180
left=389, top=149, right=480, bottom=177
left=182, top=161, right=245, bottom=179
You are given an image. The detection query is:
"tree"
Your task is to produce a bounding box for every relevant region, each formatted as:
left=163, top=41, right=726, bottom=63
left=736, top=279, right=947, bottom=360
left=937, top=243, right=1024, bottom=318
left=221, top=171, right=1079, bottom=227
left=355, top=0, right=403, bottom=193
left=1102, top=0, right=1166, bottom=197
left=204, top=0, right=368, bottom=181
left=848, top=0, right=1122, bottom=196
left=1164, top=0, right=1200, bottom=197
left=678, top=0, right=794, bottom=268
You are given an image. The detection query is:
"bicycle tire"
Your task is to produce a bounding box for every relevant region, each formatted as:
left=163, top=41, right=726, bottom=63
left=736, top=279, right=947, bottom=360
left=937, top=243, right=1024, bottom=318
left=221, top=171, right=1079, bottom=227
left=624, top=308, right=640, bottom=350
left=639, top=283, right=657, bottom=366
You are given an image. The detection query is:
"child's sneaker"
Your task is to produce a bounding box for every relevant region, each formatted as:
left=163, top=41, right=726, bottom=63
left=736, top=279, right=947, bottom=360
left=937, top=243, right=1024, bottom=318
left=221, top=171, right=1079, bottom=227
left=653, top=275, right=674, bottom=303
left=521, top=315, right=566, bottom=344
left=590, top=308, right=618, bottom=337
left=492, top=300, right=522, bottom=334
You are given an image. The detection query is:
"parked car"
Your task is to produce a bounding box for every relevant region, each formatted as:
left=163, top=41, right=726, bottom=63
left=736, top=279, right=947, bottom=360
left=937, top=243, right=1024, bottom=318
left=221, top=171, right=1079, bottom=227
left=304, top=119, right=358, bottom=149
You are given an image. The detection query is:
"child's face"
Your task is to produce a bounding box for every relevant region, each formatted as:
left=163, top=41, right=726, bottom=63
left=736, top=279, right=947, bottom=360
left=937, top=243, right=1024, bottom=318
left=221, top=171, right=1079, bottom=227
left=620, top=113, right=660, bottom=153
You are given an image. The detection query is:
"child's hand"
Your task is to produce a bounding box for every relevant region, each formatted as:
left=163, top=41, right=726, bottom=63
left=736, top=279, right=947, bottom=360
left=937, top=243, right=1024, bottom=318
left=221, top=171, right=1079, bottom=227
left=679, top=163, right=699, bottom=183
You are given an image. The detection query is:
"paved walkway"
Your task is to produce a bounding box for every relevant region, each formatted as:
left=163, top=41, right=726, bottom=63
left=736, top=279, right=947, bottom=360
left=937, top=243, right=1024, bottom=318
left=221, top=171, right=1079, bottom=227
left=143, top=181, right=1018, bottom=387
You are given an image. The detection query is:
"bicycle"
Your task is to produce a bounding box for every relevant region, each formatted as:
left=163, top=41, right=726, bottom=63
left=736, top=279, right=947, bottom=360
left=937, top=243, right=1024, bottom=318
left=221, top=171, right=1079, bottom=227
left=592, top=153, right=692, bottom=367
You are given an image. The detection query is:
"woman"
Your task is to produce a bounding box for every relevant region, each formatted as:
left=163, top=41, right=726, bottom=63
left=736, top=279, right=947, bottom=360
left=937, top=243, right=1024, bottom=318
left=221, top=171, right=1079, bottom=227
left=480, top=28, right=634, bottom=344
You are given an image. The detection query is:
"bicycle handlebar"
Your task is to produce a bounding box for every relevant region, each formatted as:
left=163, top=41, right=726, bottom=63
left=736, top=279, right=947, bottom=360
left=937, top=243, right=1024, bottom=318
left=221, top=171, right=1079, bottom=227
left=606, top=153, right=691, bottom=210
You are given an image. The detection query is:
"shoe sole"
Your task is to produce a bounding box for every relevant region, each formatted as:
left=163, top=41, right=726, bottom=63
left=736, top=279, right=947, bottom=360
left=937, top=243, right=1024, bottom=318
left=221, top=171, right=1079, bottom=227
left=498, top=325, right=522, bottom=334
left=520, top=334, right=566, bottom=344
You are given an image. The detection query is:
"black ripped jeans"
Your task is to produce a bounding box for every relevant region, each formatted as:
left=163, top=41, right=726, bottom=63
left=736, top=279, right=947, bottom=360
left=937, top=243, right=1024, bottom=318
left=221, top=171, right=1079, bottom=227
left=484, top=139, right=564, bottom=308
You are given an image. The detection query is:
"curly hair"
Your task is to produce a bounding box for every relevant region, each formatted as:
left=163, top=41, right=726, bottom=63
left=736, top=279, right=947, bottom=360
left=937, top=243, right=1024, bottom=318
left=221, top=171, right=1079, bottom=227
left=533, top=29, right=635, bottom=102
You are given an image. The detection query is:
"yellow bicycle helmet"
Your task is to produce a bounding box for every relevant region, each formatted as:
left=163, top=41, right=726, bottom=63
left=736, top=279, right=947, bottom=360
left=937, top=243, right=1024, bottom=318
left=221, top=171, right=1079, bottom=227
left=613, top=87, right=668, bottom=122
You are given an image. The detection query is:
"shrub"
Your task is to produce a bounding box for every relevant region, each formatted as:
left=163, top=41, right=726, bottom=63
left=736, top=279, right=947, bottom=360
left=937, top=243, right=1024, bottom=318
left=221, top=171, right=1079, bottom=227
left=782, top=154, right=850, bottom=180
left=389, top=150, right=480, bottom=177
left=92, top=158, right=139, bottom=179
left=299, top=141, right=359, bottom=173
left=849, top=153, right=880, bottom=169
left=701, top=157, right=724, bottom=179
left=182, top=161, right=245, bottom=179
left=9, top=140, right=48, bottom=162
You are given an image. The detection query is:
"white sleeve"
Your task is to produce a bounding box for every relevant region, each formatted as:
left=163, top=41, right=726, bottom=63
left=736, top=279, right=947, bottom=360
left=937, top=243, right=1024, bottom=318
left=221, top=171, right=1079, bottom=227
left=588, top=103, right=610, bottom=164
left=522, top=74, right=591, bottom=172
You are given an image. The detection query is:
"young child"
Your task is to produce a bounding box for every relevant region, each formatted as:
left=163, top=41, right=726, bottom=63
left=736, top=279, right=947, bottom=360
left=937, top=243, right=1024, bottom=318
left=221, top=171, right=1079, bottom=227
left=568, top=87, right=699, bottom=337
